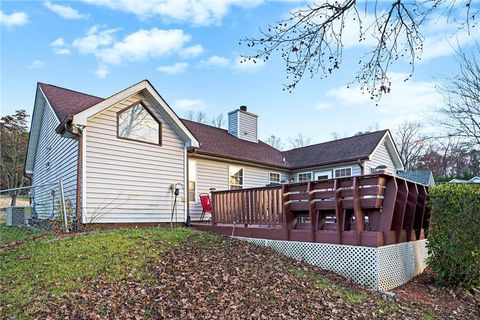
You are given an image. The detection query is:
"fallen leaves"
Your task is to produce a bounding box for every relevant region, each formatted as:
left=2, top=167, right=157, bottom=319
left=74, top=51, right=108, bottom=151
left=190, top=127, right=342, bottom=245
left=7, top=231, right=475, bottom=319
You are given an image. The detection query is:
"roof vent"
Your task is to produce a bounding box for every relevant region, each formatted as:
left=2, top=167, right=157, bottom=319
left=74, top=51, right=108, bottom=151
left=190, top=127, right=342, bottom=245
left=240, top=105, right=247, bottom=112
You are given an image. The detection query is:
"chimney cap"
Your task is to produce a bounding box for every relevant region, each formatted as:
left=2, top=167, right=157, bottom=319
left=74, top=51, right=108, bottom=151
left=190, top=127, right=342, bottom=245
left=239, top=105, right=247, bottom=111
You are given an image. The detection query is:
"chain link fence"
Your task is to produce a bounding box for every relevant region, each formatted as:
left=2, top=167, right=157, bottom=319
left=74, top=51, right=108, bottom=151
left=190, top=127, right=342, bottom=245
left=0, top=180, right=78, bottom=246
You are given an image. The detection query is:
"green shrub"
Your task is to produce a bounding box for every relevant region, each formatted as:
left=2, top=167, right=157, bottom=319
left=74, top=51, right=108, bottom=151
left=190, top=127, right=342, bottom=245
left=427, top=183, right=480, bottom=289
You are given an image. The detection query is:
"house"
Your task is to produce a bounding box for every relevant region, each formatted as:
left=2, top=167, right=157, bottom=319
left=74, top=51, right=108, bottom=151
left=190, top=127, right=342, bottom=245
left=397, top=170, right=435, bottom=186
left=25, top=80, right=404, bottom=225
left=449, top=176, right=480, bottom=183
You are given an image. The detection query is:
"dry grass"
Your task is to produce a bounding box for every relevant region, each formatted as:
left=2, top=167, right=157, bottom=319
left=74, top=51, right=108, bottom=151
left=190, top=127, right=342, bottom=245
left=0, top=196, right=30, bottom=210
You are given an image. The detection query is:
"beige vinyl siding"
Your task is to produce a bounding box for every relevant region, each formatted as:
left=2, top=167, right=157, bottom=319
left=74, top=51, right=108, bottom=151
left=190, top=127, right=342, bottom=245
left=238, top=111, right=258, bottom=143
left=84, top=92, right=186, bottom=223
left=364, top=140, right=396, bottom=174
left=228, top=112, right=238, bottom=136
left=31, top=100, right=78, bottom=218
left=188, top=157, right=288, bottom=220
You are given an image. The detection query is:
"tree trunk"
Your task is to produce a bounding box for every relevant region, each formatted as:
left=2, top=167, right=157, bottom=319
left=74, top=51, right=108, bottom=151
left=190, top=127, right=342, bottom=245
left=10, top=193, right=17, bottom=206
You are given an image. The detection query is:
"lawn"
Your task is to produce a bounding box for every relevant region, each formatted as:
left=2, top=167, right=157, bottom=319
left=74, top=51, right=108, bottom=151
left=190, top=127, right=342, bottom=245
left=1, top=227, right=477, bottom=319
left=0, top=227, right=191, bottom=317
left=0, top=223, right=46, bottom=246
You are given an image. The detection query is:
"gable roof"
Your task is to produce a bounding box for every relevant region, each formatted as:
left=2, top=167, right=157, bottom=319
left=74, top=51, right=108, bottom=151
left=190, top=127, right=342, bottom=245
left=31, top=81, right=401, bottom=171
left=182, top=119, right=288, bottom=168
left=283, top=130, right=389, bottom=169
left=398, top=170, right=434, bottom=185
left=38, top=83, right=103, bottom=120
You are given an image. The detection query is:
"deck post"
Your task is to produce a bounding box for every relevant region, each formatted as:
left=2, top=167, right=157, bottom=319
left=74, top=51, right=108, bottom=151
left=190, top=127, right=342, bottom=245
left=414, top=185, right=428, bottom=240
left=404, top=182, right=418, bottom=241
left=282, top=184, right=291, bottom=241
left=333, top=179, right=344, bottom=244
left=307, top=182, right=316, bottom=242
left=392, top=178, right=408, bottom=243
left=378, top=176, right=398, bottom=245
left=352, top=177, right=364, bottom=245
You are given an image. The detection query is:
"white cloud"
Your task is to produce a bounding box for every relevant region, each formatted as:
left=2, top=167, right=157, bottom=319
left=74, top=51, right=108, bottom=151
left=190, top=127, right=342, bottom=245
left=54, top=48, right=71, bottom=55
left=199, top=55, right=264, bottom=72
left=200, top=55, right=230, bottom=68
left=174, top=99, right=207, bottom=110
left=180, top=44, right=204, bottom=58
left=70, top=26, right=200, bottom=77
left=314, top=101, right=332, bottom=110
left=50, top=37, right=71, bottom=55
left=51, top=37, right=66, bottom=47
left=157, top=62, right=189, bottom=75
left=421, top=28, right=477, bottom=62
left=0, top=10, right=28, bottom=28
left=232, top=56, right=265, bottom=72
left=325, top=72, right=441, bottom=129
left=44, top=1, right=87, bottom=20
left=94, top=67, right=108, bottom=78
left=95, top=28, right=191, bottom=65
left=72, top=25, right=118, bottom=54
left=28, top=60, right=44, bottom=69
left=82, top=0, right=263, bottom=26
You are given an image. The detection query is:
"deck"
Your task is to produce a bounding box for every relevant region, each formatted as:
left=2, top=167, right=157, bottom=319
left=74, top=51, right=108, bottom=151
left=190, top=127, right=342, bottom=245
left=192, top=172, right=428, bottom=247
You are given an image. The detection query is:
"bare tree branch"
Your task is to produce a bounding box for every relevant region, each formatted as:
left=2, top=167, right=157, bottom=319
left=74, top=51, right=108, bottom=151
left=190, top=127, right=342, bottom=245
left=241, top=0, right=476, bottom=98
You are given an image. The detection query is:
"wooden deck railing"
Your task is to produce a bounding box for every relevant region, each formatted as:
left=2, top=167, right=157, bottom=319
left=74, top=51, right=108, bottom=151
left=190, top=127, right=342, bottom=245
left=211, top=185, right=283, bottom=226
left=206, top=172, right=428, bottom=247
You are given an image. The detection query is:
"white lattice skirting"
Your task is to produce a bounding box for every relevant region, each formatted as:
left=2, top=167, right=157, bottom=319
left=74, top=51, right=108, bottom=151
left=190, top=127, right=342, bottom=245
left=234, top=237, right=428, bottom=291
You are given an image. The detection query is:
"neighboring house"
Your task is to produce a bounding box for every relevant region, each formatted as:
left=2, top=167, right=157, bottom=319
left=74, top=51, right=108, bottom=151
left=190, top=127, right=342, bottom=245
left=397, top=170, right=435, bottom=186
left=449, top=176, right=480, bottom=183
left=25, top=80, right=404, bottom=224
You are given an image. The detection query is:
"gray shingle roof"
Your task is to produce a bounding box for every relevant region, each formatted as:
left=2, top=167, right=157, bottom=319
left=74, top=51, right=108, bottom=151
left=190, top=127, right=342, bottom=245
left=397, top=170, right=434, bottom=185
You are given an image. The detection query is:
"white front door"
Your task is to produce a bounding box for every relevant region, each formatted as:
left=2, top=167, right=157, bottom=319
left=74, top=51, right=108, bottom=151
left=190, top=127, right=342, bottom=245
left=314, top=170, right=332, bottom=180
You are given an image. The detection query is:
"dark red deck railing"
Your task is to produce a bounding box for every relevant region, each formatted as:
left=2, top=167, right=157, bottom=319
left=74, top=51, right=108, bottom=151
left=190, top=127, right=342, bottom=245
left=202, top=172, right=428, bottom=247
left=211, top=185, right=283, bottom=226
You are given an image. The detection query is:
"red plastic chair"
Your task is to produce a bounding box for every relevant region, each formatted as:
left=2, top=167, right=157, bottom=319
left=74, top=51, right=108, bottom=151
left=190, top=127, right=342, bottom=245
left=199, top=193, right=212, bottom=221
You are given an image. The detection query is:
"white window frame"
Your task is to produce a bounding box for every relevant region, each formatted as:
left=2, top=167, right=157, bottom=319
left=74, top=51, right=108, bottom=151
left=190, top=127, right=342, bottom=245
left=269, top=172, right=281, bottom=184
left=334, top=166, right=353, bottom=178
left=297, top=172, right=313, bottom=182
left=188, top=159, right=197, bottom=203
left=229, top=165, right=244, bottom=190
left=314, top=170, right=332, bottom=180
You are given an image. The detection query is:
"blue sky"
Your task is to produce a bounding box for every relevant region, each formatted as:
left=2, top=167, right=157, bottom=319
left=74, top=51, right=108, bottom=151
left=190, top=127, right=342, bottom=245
left=1, top=0, right=478, bottom=146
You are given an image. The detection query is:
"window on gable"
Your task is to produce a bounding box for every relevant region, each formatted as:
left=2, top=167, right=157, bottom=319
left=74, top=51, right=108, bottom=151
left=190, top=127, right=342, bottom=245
left=334, top=167, right=352, bottom=178
left=118, top=101, right=161, bottom=145
left=229, top=166, right=243, bottom=190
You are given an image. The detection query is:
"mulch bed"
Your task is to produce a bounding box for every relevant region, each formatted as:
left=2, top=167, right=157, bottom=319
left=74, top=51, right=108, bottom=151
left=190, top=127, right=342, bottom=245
left=393, top=269, right=480, bottom=318
left=35, top=234, right=479, bottom=319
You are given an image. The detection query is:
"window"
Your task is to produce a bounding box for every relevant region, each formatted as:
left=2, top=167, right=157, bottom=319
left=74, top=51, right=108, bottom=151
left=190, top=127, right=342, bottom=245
left=297, top=172, right=312, bottom=182
left=334, top=167, right=352, bottom=178
left=269, top=172, right=281, bottom=184
left=188, top=159, right=196, bottom=203
left=118, top=101, right=161, bottom=145
left=229, top=166, right=243, bottom=190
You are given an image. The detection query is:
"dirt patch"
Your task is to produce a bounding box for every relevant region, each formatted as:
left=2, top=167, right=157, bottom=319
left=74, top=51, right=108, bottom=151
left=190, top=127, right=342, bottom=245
left=31, top=233, right=479, bottom=319
left=393, top=269, right=480, bottom=318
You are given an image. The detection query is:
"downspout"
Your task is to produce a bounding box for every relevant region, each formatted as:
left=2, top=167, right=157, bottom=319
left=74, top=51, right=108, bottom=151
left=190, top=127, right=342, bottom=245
left=56, top=116, right=84, bottom=230
left=185, top=147, right=197, bottom=226
left=358, top=159, right=365, bottom=175
left=75, top=131, right=83, bottom=229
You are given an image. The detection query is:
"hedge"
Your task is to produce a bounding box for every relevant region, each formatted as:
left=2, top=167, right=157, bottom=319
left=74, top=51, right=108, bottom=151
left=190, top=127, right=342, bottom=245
left=427, top=183, right=480, bottom=289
